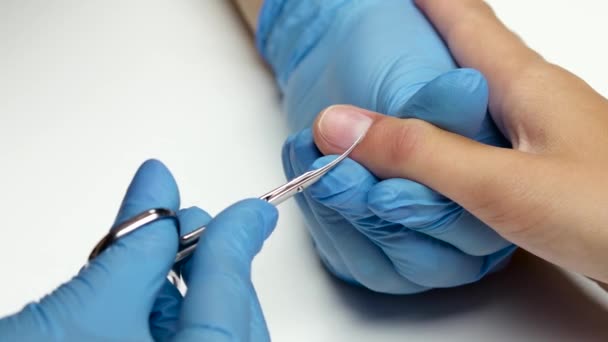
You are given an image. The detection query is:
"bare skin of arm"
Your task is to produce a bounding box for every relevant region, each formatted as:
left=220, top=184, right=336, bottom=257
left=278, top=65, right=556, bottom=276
left=232, top=0, right=262, bottom=32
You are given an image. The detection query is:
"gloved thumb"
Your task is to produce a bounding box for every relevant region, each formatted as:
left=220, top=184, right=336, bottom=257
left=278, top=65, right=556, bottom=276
left=2, top=159, right=182, bottom=340
left=312, top=105, right=541, bottom=239
left=175, top=199, right=278, bottom=341
left=81, top=159, right=180, bottom=311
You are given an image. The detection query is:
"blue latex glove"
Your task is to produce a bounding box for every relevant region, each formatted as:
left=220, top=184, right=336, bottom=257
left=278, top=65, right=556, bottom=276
left=0, top=160, right=277, bottom=341
left=258, top=0, right=517, bottom=293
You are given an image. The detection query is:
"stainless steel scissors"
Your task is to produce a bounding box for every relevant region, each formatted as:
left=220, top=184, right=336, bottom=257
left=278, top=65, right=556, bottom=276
left=88, top=135, right=364, bottom=265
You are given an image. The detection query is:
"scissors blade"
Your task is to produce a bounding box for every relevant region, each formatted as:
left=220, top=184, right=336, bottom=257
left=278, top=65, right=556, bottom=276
left=260, top=133, right=365, bottom=205
left=176, top=133, right=365, bottom=263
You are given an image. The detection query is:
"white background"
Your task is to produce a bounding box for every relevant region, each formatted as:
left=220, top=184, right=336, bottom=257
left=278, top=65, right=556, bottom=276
left=1, top=0, right=607, bottom=341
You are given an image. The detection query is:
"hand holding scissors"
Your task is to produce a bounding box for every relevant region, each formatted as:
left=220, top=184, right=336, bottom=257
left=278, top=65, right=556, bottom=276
left=0, top=136, right=362, bottom=341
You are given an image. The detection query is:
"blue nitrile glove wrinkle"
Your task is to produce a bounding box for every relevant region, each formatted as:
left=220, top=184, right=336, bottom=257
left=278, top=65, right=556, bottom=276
left=257, top=0, right=350, bottom=91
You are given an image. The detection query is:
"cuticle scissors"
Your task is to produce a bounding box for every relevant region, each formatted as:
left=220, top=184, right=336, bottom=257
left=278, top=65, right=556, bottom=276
left=88, top=134, right=364, bottom=268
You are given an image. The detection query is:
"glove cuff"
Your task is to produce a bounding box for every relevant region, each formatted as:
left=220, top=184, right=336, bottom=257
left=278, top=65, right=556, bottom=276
left=256, top=0, right=350, bottom=91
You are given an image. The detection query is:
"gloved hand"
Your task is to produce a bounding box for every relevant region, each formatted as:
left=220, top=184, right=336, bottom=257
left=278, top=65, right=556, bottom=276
left=258, top=0, right=517, bottom=293
left=0, top=160, right=277, bottom=341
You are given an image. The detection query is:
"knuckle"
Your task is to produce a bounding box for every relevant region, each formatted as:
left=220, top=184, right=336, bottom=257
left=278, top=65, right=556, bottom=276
left=382, top=118, right=429, bottom=167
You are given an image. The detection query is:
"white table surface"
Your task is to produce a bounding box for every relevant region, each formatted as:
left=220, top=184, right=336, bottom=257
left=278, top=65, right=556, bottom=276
left=1, top=1, right=607, bottom=341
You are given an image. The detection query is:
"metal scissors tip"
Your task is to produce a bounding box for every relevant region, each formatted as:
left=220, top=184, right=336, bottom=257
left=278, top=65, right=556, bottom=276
left=259, top=133, right=365, bottom=205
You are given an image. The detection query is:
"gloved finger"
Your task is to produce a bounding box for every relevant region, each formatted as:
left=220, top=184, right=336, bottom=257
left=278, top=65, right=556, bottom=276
left=369, top=178, right=511, bottom=256
left=174, top=199, right=277, bottom=342
left=24, top=160, right=183, bottom=340
left=389, top=67, right=504, bottom=252
left=398, top=68, right=489, bottom=139
left=372, top=180, right=454, bottom=228
left=290, top=131, right=426, bottom=293
left=149, top=279, right=182, bottom=342
left=313, top=68, right=490, bottom=225
left=307, top=157, right=486, bottom=287
left=175, top=206, right=213, bottom=273
left=283, top=131, right=355, bottom=283
left=374, top=226, right=488, bottom=287
left=414, top=0, right=546, bottom=136
left=246, top=280, right=272, bottom=342
left=405, top=63, right=512, bottom=147
left=308, top=157, right=379, bottom=222
left=175, top=207, right=214, bottom=285
left=305, top=192, right=426, bottom=293
left=87, top=159, right=179, bottom=289
left=149, top=207, right=212, bottom=342
left=286, top=133, right=400, bottom=288
left=369, top=68, right=511, bottom=255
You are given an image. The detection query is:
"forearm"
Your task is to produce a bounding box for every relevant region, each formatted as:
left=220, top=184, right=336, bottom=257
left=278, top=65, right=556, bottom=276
left=232, top=0, right=263, bottom=32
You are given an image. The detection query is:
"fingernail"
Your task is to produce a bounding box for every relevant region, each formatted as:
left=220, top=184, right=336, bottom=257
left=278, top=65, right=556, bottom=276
left=317, top=106, right=373, bottom=150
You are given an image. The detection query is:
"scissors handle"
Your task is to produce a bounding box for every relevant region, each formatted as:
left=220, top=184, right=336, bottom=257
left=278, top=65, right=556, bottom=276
left=86, top=194, right=282, bottom=265
left=88, top=208, right=179, bottom=261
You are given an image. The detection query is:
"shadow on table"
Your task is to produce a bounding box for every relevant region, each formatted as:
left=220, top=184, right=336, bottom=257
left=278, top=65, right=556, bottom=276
left=323, top=250, right=608, bottom=337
